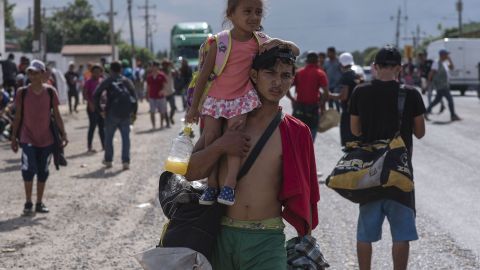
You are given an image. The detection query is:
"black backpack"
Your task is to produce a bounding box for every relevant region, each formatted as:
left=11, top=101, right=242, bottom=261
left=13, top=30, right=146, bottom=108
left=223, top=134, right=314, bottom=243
left=109, top=77, right=137, bottom=118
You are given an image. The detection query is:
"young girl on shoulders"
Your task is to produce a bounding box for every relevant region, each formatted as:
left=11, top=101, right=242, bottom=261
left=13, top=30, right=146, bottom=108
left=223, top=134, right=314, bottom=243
left=186, top=0, right=300, bottom=206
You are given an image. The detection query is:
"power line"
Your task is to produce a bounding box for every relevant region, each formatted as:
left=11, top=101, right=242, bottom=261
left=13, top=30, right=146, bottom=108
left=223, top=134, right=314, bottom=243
left=138, top=0, right=156, bottom=51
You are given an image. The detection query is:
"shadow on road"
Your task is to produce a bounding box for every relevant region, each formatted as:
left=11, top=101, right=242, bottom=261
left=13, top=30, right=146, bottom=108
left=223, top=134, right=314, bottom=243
left=0, top=164, right=21, bottom=173
left=0, top=216, right=47, bottom=233
left=66, top=151, right=95, bottom=160
left=0, top=143, right=11, bottom=150
left=74, top=125, right=89, bottom=130
left=136, top=129, right=157, bottom=135
left=432, top=120, right=453, bottom=125
left=4, top=158, right=21, bottom=164
left=72, top=167, right=124, bottom=179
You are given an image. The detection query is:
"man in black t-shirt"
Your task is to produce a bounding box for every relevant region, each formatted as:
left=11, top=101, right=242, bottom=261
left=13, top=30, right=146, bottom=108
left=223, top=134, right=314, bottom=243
left=64, top=62, right=79, bottom=113
left=349, top=45, right=426, bottom=270
left=329, top=52, right=359, bottom=146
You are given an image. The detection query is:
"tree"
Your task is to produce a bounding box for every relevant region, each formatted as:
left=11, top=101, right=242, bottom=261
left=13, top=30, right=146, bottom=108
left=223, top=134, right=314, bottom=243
left=67, top=19, right=112, bottom=45
left=119, top=44, right=155, bottom=66
left=4, top=0, right=16, bottom=30
left=362, top=47, right=380, bottom=66
left=19, top=0, right=120, bottom=53
left=351, top=50, right=363, bottom=66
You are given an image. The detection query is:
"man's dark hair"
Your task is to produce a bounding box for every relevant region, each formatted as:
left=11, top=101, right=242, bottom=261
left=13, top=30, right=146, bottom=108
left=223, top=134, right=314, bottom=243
left=318, top=52, right=326, bottom=58
left=110, top=61, right=122, bottom=73
left=327, top=47, right=336, bottom=53
left=306, top=51, right=319, bottom=64
left=152, top=60, right=161, bottom=67
left=252, top=46, right=296, bottom=74
left=91, top=64, right=103, bottom=72
left=8, top=53, right=14, bottom=60
left=374, top=44, right=401, bottom=68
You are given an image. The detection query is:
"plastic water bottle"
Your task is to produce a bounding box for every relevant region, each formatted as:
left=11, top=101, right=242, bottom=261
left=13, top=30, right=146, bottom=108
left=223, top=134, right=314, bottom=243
left=164, top=125, right=194, bottom=175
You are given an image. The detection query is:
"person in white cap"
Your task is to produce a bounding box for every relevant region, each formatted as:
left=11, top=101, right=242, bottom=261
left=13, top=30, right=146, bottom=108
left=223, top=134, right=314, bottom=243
left=10, top=59, right=68, bottom=215
left=328, top=52, right=359, bottom=146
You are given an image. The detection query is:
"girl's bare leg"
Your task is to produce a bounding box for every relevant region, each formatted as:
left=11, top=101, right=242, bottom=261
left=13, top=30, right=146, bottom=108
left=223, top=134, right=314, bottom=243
left=223, top=114, right=247, bottom=188
left=203, top=116, right=223, bottom=188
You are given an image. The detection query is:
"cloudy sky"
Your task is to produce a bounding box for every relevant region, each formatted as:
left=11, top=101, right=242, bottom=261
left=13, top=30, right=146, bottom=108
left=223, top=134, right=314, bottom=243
left=9, top=0, right=480, bottom=53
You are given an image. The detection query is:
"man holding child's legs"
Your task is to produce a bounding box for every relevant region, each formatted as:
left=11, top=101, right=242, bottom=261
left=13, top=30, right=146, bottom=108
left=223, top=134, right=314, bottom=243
left=185, top=46, right=320, bottom=270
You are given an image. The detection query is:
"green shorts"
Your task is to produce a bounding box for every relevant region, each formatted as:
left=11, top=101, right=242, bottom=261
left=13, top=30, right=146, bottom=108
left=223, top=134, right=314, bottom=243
left=211, top=217, right=287, bottom=270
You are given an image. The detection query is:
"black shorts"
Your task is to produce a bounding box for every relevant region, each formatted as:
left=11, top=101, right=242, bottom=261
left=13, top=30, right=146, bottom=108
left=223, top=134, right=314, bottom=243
left=21, top=143, right=53, bottom=182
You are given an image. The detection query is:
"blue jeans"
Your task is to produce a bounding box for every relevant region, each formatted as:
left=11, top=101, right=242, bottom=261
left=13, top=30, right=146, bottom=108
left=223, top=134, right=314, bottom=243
left=427, top=88, right=456, bottom=117
left=104, top=115, right=131, bottom=163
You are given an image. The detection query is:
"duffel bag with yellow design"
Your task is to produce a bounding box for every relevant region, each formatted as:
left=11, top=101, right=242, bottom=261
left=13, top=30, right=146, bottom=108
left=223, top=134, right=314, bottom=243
left=326, top=86, right=413, bottom=203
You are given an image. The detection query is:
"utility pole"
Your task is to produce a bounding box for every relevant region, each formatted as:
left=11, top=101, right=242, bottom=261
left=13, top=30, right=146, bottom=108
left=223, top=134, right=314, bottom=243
left=127, top=0, right=135, bottom=67
left=109, top=0, right=116, bottom=61
left=456, top=0, right=463, bottom=37
left=28, top=7, right=32, bottom=29
left=33, top=0, right=41, bottom=59
left=395, top=7, right=401, bottom=48
left=139, top=0, right=156, bottom=51
left=0, top=0, right=5, bottom=58
left=41, top=7, right=47, bottom=61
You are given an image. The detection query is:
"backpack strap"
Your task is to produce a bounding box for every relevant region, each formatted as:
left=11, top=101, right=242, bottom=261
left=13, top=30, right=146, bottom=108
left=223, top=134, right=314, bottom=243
left=237, top=111, right=283, bottom=181
left=253, top=31, right=270, bottom=46
left=397, top=85, right=407, bottom=131
left=213, top=30, right=232, bottom=77
left=16, top=87, right=28, bottom=139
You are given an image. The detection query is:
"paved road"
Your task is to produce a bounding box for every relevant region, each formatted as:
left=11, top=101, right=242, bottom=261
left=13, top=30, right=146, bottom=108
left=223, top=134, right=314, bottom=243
left=0, top=93, right=479, bottom=269
left=281, top=92, right=480, bottom=269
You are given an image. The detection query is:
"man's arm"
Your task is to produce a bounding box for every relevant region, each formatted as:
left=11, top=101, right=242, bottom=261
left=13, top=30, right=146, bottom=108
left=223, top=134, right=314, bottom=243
left=10, top=89, right=23, bottom=153
left=93, top=78, right=109, bottom=112
left=52, top=98, right=68, bottom=147
left=447, top=56, right=454, bottom=70
left=350, top=115, right=362, bottom=136
left=427, top=69, right=435, bottom=82
left=185, top=128, right=251, bottom=181
left=124, top=78, right=138, bottom=114
left=412, top=115, right=425, bottom=139
left=329, top=85, right=348, bottom=101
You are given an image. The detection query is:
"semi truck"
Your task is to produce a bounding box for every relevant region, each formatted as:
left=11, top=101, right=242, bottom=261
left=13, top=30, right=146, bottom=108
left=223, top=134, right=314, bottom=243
left=170, top=22, right=213, bottom=70
left=427, top=38, right=480, bottom=95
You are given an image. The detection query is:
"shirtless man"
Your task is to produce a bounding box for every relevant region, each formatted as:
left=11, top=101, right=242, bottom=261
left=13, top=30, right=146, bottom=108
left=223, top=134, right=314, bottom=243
left=185, top=46, right=320, bottom=270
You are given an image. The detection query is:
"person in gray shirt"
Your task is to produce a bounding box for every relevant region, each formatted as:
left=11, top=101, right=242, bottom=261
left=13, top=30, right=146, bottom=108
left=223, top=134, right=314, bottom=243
left=324, top=47, right=342, bottom=112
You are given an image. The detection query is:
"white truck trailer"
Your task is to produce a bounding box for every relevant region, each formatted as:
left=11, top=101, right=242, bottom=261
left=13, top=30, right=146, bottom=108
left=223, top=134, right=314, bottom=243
left=427, top=38, right=480, bottom=95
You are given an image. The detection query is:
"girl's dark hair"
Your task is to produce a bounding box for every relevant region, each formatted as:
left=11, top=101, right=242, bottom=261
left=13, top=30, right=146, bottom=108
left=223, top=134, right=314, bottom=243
left=222, top=0, right=265, bottom=31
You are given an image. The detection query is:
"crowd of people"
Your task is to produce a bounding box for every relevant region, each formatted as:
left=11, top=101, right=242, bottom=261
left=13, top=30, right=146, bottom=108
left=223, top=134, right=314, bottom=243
left=0, top=0, right=470, bottom=269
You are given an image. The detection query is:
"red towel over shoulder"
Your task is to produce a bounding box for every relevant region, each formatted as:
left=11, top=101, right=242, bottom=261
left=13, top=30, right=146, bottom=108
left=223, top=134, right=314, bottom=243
left=278, top=114, right=320, bottom=236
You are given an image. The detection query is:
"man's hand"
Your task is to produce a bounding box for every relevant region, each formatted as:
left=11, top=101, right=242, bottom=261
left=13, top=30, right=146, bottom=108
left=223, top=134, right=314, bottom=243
left=214, top=124, right=251, bottom=158
left=61, top=134, right=69, bottom=148
left=11, top=138, right=19, bottom=153
left=259, top=38, right=293, bottom=54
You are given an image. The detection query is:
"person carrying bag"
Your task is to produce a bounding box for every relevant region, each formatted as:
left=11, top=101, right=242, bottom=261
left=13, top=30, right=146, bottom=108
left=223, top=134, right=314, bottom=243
left=326, top=86, right=413, bottom=204
left=135, top=111, right=283, bottom=270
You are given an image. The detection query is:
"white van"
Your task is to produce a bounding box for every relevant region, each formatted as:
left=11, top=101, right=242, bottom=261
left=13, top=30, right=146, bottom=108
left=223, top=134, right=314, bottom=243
left=427, top=38, right=480, bottom=95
